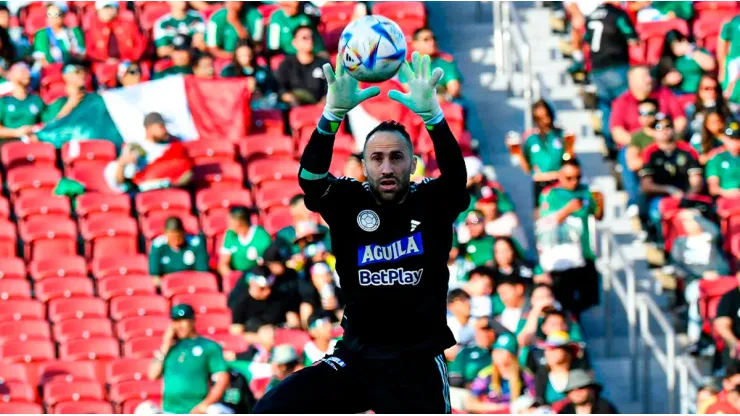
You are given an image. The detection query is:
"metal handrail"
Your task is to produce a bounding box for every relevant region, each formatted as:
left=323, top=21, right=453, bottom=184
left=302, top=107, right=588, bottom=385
left=677, top=355, right=707, bottom=414
left=637, top=293, right=678, bottom=414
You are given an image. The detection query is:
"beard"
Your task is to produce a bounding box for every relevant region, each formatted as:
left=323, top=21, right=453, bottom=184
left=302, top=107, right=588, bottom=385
left=367, top=173, right=412, bottom=203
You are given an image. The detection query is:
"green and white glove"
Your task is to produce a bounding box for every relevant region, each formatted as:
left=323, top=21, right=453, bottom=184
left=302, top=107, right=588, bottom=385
left=322, top=61, right=380, bottom=121
left=389, top=51, right=444, bottom=125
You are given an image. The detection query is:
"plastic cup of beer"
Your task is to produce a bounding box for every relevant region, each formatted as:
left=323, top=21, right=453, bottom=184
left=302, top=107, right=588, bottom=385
left=506, top=131, right=522, bottom=165
left=563, top=131, right=576, bottom=161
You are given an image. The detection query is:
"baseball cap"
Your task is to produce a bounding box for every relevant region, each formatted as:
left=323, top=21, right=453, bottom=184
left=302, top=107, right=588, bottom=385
left=493, top=332, right=518, bottom=356
left=62, top=63, right=85, bottom=75
left=725, top=121, right=740, bottom=139
left=538, top=330, right=581, bottom=355
left=478, top=185, right=499, bottom=204
left=172, top=34, right=192, bottom=51
left=308, top=314, right=332, bottom=330
left=651, top=113, right=673, bottom=130
left=143, top=112, right=166, bottom=127
left=248, top=272, right=276, bottom=288
left=170, top=304, right=195, bottom=320
left=271, top=345, right=298, bottom=365
left=465, top=210, right=485, bottom=225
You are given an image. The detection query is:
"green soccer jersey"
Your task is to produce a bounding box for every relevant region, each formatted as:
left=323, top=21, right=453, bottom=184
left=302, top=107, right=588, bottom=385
left=539, top=184, right=597, bottom=260
left=652, top=1, right=693, bottom=21
left=32, top=26, right=85, bottom=64
left=153, top=65, right=194, bottom=80
left=720, top=16, right=740, bottom=88
left=674, top=49, right=709, bottom=94
left=630, top=129, right=655, bottom=151
left=464, top=235, right=495, bottom=267
left=689, top=134, right=723, bottom=156
left=206, top=7, right=264, bottom=53
left=706, top=150, right=740, bottom=190
left=220, top=226, right=272, bottom=271
left=154, top=11, right=206, bottom=48
left=302, top=339, right=337, bottom=366
left=449, top=345, right=492, bottom=386
left=149, top=234, right=210, bottom=277
left=162, top=336, right=228, bottom=414
left=0, top=94, right=44, bottom=129
left=265, top=10, right=326, bottom=55
left=41, top=96, right=68, bottom=123
left=398, top=55, right=463, bottom=87
left=523, top=130, right=565, bottom=175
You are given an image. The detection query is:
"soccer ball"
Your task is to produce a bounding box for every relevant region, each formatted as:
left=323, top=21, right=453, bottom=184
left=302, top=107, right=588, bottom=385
left=339, top=15, right=407, bottom=83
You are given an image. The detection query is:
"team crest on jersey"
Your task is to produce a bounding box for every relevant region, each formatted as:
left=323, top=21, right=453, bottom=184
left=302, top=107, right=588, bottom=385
left=357, top=210, right=380, bottom=232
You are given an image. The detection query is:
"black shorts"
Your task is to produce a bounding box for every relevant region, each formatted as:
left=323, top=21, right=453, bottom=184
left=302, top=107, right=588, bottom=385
left=252, top=344, right=451, bottom=414
left=533, top=180, right=557, bottom=209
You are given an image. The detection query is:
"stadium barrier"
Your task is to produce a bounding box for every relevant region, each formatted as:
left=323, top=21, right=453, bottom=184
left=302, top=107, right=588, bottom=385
left=637, top=293, right=678, bottom=414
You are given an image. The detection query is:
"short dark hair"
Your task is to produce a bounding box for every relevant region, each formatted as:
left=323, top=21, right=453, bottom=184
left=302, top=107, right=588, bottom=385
left=229, top=206, right=251, bottom=225
left=164, top=216, right=185, bottom=232
left=725, top=360, right=740, bottom=379
left=292, top=24, right=313, bottom=39
left=561, top=158, right=581, bottom=169
left=412, top=27, right=433, bottom=40
left=469, top=266, right=495, bottom=279
left=639, top=98, right=659, bottom=108
left=363, top=120, right=413, bottom=157
left=447, top=288, right=471, bottom=304
left=543, top=309, right=567, bottom=323
left=289, top=194, right=305, bottom=207
left=193, top=51, right=213, bottom=67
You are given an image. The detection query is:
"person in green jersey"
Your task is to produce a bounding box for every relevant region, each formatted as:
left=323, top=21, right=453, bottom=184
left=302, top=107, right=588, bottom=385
left=302, top=313, right=338, bottom=366
left=206, top=1, right=264, bottom=60
left=153, top=0, right=206, bottom=58
left=41, top=63, right=87, bottom=123
left=0, top=63, right=44, bottom=141
left=218, top=206, right=273, bottom=279
left=32, top=3, right=85, bottom=66
left=657, top=30, right=715, bottom=95
left=707, top=122, right=740, bottom=198
left=149, top=217, right=210, bottom=278
left=154, top=34, right=194, bottom=79
left=265, top=1, right=326, bottom=57
left=691, top=110, right=727, bottom=165
left=648, top=1, right=693, bottom=21
left=718, top=14, right=740, bottom=92
left=148, top=304, right=230, bottom=414
left=455, top=210, right=495, bottom=267
left=449, top=317, right=496, bottom=388
left=407, top=27, right=463, bottom=99
left=265, top=344, right=302, bottom=393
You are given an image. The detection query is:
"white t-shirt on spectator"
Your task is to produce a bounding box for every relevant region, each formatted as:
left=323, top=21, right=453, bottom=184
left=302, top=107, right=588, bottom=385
left=499, top=307, right=523, bottom=333
left=565, top=0, right=602, bottom=16
left=471, top=296, right=493, bottom=319
left=447, top=316, right=476, bottom=346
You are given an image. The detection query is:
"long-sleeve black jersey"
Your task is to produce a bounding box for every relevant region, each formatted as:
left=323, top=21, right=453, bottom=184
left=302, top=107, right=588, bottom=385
left=298, top=117, right=469, bottom=359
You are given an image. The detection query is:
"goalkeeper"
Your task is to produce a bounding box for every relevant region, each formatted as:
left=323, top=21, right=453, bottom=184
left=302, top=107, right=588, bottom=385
left=253, top=52, right=469, bottom=414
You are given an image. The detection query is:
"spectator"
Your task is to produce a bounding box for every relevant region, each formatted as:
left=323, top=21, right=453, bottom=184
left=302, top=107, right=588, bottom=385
left=407, top=27, right=463, bottom=99
left=41, top=63, right=87, bottom=122
left=302, top=313, right=338, bottom=366
left=466, top=332, right=535, bottom=413
left=516, top=284, right=561, bottom=345
left=117, top=61, right=142, bottom=87
left=475, top=184, right=520, bottom=239
left=625, top=100, right=659, bottom=217
left=0, top=63, right=43, bottom=141
left=0, top=5, right=28, bottom=63
left=217, top=206, right=272, bottom=279
left=276, top=194, right=329, bottom=256
left=449, top=317, right=497, bottom=388
left=534, top=331, right=580, bottom=406
left=558, top=369, right=618, bottom=414
left=520, top=308, right=588, bottom=375
left=705, top=385, right=740, bottom=414
left=148, top=304, right=230, bottom=414
left=491, top=237, right=543, bottom=285
left=153, top=34, right=194, bottom=79
left=494, top=275, right=527, bottom=333
left=706, top=121, right=740, bottom=198
left=686, top=75, right=733, bottom=140
left=343, top=153, right=365, bottom=181
left=192, top=52, right=215, bottom=78
left=206, top=1, right=264, bottom=59
left=463, top=266, right=496, bottom=318
left=718, top=13, right=740, bottom=93
left=265, top=1, right=326, bottom=56
left=631, top=0, right=693, bottom=22
left=291, top=221, right=333, bottom=273
left=657, top=30, right=716, bottom=95
left=266, top=345, right=302, bottom=392
left=153, top=0, right=206, bottom=58
left=715, top=278, right=740, bottom=364
left=221, top=39, right=277, bottom=98
left=275, top=25, right=330, bottom=107
left=446, top=288, right=475, bottom=360
left=85, top=0, right=146, bottom=63
left=691, top=110, right=727, bottom=165
left=103, top=112, right=193, bottom=194
left=697, top=380, right=722, bottom=414
left=0, top=26, right=15, bottom=82
left=149, top=216, right=210, bottom=278
left=455, top=210, right=495, bottom=267
left=32, top=3, right=85, bottom=66
left=232, top=322, right=275, bottom=364
left=299, top=261, right=342, bottom=327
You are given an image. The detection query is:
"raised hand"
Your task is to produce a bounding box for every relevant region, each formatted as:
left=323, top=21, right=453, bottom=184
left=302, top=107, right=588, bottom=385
left=388, top=51, right=444, bottom=124
left=322, top=60, right=380, bottom=120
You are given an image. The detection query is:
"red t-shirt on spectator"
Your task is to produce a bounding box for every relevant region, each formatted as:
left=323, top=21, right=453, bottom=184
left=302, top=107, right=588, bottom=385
left=609, top=87, right=686, bottom=134
left=85, top=16, right=146, bottom=62
left=704, top=399, right=740, bottom=414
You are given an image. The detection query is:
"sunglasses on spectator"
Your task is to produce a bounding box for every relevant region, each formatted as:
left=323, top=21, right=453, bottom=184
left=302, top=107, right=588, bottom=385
left=653, top=122, right=673, bottom=131
left=563, top=175, right=581, bottom=182
left=47, top=11, right=62, bottom=18
left=126, top=68, right=140, bottom=76
left=639, top=109, right=657, bottom=116
left=466, top=217, right=483, bottom=225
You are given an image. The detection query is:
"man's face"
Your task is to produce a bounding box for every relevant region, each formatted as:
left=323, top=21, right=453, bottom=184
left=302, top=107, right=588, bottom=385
left=249, top=280, right=272, bottom=300
left=46, top=5, right=64, bottom=28
left=165, top=229, right=185, bottom=248
left=533, top=106, right=552, bottom=132
left=121, top=64, right=142, bottom=87
left=257, top=324, right=275, bottom=349
left=727, top=138, right=740, bottom=154
left=466, top=216, right=485, bottom=238
left=474, top=319, right=496, bottom=347
left=267, top=261, right=285, bottom=276
left=568, top=387, right=593, bottom=406
left=637, top=103, right=657, bottom=129
left=8, top=66, right=30, bottom=87
left=559, top=165, right=581, bottom=191
left=169, top=0, right=187, bottom=13
left=542, top=315, right=568, bottom=336
left=653, top=121, right=674, bottom=145
left=172, top=318, right=194, bottom=339
left=171, top=49, right=191, bottom=67
left=497, top=282, right=524, bottom=308
left=449, top=298, right=471, bottom=318
left=289, top=199, right=310, bottom=222
left=363, top=131, right=416, bottom=203
left=193, top=57, right=214, bottom=78
left=466, top=273, right=493, bottom=297
left=530, top=286, right=555, bottom=310
left=412, top=29, right=436, bottom=56
left=293, top=28, right=315, bottom=55
left=629, top=67, right=653, bottom=96
left=228, top=217, right=250, bottom=235
left=146, top=123, right=169, bottom=142
left=97, top=5, right=118, bottom=23
left=311, top=320, right=333, bottom=340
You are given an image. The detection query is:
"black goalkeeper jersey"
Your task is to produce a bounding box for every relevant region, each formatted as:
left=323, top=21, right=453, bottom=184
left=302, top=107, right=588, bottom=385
left=298, top=119, right=469, bottom=360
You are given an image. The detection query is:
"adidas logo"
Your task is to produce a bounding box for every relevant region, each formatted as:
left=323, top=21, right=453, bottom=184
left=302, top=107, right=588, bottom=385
left=410, top=220, right=420, bottom=232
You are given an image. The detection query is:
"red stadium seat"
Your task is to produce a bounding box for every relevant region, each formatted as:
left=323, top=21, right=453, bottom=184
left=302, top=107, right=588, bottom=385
left=29, top=256, right=87, bottom=281
left=694, top=1, right=740, bottom=13
left=0, top=195, right=9, bottom=218
left=0, top=402, right=43, bottom=413
left=196, top=187, right=253, bottom=222
left=6, top=165, right=61, bottom=201
left=289, top=104, right=324, bottom=141
left=371, top=1, right=426, bottom=35
left=0, top=380, right=37, bottom=402
left=701, top=277, right=739, bottom=351
left=14, top=194, right=71, bottom=224
left=68, top=162, right=116, bottom=194
left=135, top=189, right=193, bottom=219
left=0, top=257, right=25, bottom=280
left=138, top=0, right=170, bottom=31
left=320, top=2, right=356, bottom=53
left=43, top=381, right=106, bottom=408
left=0, top=320, right=51, bottom=344
left=106, top=358, right=151, bottom=385
left=79, top=214, right=139, bottom=259
left=116, top=315, right=169, bottom=341
left=61, top=139, right=117, bottom=169
left=201, top=213, right=228, bottom=253
left=359, top=80, right=409, bottom=122
left=48, top=297, right=107, bottom=323
left=75, top=192, right=131, bottom=220
left=250, top=109, right=285, bottom=135
left=184, top=140, right=236, bottom=163
left=92, top=254, right=149, bottom=280
left=20, top=217, right=78, bottom=262
left=0, top=340, right=55, bottom=363
left=195, top=312, right=231, bottom=335
left=109, top=379, right=163, bottom=409
left=263, top=207, right=293, bottom=236
left=296, top=129, right=355, bottom=155
left=693, top=11, right=729, bottom=55
left=59, top=337, right=120, bottom=361
left=54, top=400, right=114, bottom=414
left=238, top=134, right=295, bottom=163
left=193, top=161, right=245, bottom=189
left=141, top=212, right=200, bottom=242
left=248, top=159, right=300, bottom=187
left=1, top=141, right=57, bottom=171
left=207, top=334, right=248, bottom=354
left=0, top=363, right=30, bottom=384
left=254, top=180, right=302, bottom=211
left=0, top=279, right=31, bottom=300
left=0, top=219, right=17, bottom=258
left=53, top=318, right=114, bottom=344
left=35, top=277, right=94, bottom=303
left=37, top=361, right=99, bottom=386
left=172, top=292, right=228, bottom=314
left=98, top=275, right=157, bottom=301
left=0, top=299, right=46, bottom=321
left=160, top=271, right=219, bottom=298
left=109, top=295, right=169, bottom=321
left=636, top=19, right=690, bottom=66
left=275, top=328, right=311, bottom=356
left=122, top=336, right=161, bottom=359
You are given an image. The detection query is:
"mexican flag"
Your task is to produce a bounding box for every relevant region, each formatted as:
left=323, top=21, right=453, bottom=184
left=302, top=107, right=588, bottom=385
left=36, top=75, right=252, bottom=149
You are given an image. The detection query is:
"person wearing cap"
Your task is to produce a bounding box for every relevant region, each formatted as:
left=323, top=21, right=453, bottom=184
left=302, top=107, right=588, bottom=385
left=266, top=345, right=302, bottom=393
left=265, top=1, right=326, bottom=56
left=218, top=206, right=272, bottom=279
left=707, top=121, right=740, bottom=198
left=275, top=194, right=331, bottom=257
left=154, top=1, right=206, bottom=58
left=206, top=1, right=264, bottom=60
left=149, top=216, right=209, bottom=279
left=558, top=369, right=617, bottom=414
left=0, top=62, right=43, bottom=141
left=705, top=383, right=740, bottom=414
left=149, top=304, right=231, bottom=414
left=454, top=210, right=495, bottom=267
left=117, top=61, right=142, bottom=88
left=533, top=330, right=582, bottom=406
left=86, top=0, right=146, bottom=63
left=303, top=313, right=339, bottom=366
left=474, top=183, right=520, bottom=239
left=299, top=261, right=342, bottom=327
left=32, top=3, right=85, bottom=66
left=153, top=34, right=194, bottom=80
left=41, top=63, right=87, bottom=122
left=449, top=317, right=496, bottom=389
left=522, top=308, right=589, bottom=375
left=466, top=332, right=535, bottom=413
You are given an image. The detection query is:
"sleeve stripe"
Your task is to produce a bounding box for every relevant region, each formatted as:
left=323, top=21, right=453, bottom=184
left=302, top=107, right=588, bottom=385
left=299, top=168, right=328, bottom=180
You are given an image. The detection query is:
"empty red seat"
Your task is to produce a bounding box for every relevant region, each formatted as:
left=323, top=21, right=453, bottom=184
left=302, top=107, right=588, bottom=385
left=637, top=19, right=690, bottom=65
left=0, top=299, right=45, bottom=321
left=184, top=140, right=236, bottom=163
left=320, top=2, right=356, bottom=52
left=116, top=315, right=169, bottom=341
left=701, top=277, right=739, bottom=347
left=59, top=337, right=120, bottom=361
left=92, top=254, right=149, bottom=280
left=6, top=165, right=61, bottom=201
left=54, top=400, right=114, bottom=414
left=250, top=109, right=285, bottom=135
left=48, top=297, right=107, bottom=323
left=122, top=336, right=161, bottom=359
left=275, top=328, right=311, bottom=356
left=693, top=12, right=727, bottom=55
left=193, top=161, right=245, bottom=189
left=43, top=381, right=106, bottom=408
left=0, top=402, right=43, bottom=413
left=109, top=379, right=163, bottom=409
left=0, top=196, right=9, bottom=218
left=37, top=361, right=99, bottom=386
left=20, top=217, right=78, bottom=261
left=135, top=189, right=192, bottom=219
left=79, top=214, right=139, bottom=260
left=0, top=257, right=25, bottom=280
left=0, top=320, right=51, bottom=344
left=0, top=380, right=37, bottom=402
left=195, top=312, right=231, bottom=335
left=0, top=363, right=30, bottom=384
left=141, top=212, right=200, bottom=241
left=255, top=180, right=302, bottom=211
left=35, top=277, right=94, bottom=303
left=161, top=271, right=219, bottom=298
left=29, top=256, right=87, bottom=281
left=0, top=340, right=55, bottom=363
left=75, top=192, right=131, bottom=220
left=98, top=275, right=156, bottom=301
left=61, top=139, right=117, bottom=168
left=0, top=279, right=31, bottom=300
left=68, top=162, right=116, bottom=194
left=14, top=194, right=71, bottom=224
left=1, top=141, right=57, bottom=171
left=208, top=334, right=248, bottom=354
left=0, top=219, right=17, bottom=258
left=196, top=187, right=253, bottom=219
left=238, top=134, right=295, bottom=163
left=371, top=1, right=426, bottom=35
left=53, top=317, right=114, bottom=344
left=110, top=295, right=169, bottom=321
left=263, top=207, right=293, bottom=236
left=201, top=213, right=228, bottom=246
left=247, top=159, right=300, bottom=187
left=138, top=0, right=170, bottom=31
left=106, top=358, right=151, bottom=385
left=288, top=104, right=324, bottom=141
left=172, top=292, right=229, bottom=315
